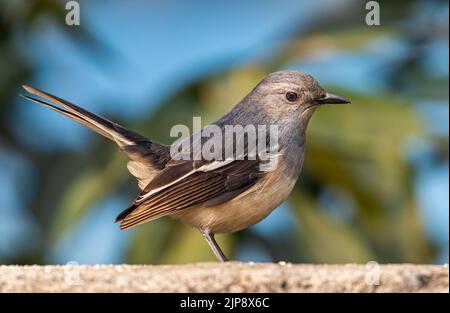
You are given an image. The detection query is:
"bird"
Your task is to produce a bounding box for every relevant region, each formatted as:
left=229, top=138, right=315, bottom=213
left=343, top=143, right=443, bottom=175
left=20, top=70, right=350, bottom=262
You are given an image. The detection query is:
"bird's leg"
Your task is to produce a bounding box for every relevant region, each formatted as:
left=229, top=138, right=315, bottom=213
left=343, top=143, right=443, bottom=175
left=199, top=228, right=228, bottom=262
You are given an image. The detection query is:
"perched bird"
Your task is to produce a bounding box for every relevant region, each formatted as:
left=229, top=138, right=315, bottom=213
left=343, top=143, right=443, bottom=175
left=20, top=70, right=350, bottom=262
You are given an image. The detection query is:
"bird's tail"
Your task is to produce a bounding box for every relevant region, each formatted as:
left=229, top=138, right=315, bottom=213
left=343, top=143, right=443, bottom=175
left=20, top=85, right=149, bottom=148
left=20, top=85, right=173, bottom=223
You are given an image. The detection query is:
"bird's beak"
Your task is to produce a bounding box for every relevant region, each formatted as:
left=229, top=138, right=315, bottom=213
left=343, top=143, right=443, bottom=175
left=313, top=92, right=351, bottom=105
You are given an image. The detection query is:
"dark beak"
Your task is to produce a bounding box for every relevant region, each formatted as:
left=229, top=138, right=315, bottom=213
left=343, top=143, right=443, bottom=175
left=313, top=92, right=351, bottom=105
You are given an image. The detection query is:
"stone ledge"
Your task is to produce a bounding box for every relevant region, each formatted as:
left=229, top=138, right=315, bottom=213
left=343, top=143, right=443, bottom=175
left=0, top=263, right=448, bottom=292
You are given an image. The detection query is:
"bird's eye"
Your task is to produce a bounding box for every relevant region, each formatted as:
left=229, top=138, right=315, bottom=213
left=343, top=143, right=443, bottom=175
left=286, top=92, right=298, bottom=102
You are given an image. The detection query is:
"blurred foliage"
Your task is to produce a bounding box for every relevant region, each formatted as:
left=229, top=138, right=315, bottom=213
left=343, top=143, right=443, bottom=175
left=0, top=0, right=447, bottom=264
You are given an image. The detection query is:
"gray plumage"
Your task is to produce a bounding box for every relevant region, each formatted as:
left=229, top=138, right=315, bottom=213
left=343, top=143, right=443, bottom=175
left=20, top=70, right=350, bottom=262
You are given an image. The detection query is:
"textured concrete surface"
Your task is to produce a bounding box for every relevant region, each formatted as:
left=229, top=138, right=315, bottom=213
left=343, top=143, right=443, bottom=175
left=0, top=263, right=448, bottom=292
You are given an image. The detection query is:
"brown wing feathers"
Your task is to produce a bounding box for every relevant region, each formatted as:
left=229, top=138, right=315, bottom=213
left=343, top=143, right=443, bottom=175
left=119, top=172, right=225, bottom=226
left=119, top=159, right=263, bottom=229
left=120, top=174, right=227, bottom=229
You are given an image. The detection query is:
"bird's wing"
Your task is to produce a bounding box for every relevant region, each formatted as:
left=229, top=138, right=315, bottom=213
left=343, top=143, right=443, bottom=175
left=117, top=157, right=267, bottom=229
left=20, top=86, right=170, bottom=188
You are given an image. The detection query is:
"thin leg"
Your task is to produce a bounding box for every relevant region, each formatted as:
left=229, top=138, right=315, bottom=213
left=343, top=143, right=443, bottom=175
left=199, top=228, right=228, bottom=262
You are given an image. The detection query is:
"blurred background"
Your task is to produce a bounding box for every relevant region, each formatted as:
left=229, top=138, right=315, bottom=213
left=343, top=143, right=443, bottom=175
left=0, top=0, right=448, bottom=265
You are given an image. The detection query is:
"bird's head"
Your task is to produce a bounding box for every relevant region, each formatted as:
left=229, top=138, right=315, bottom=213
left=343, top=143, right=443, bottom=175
left=247, top=70, right=350, bottom=125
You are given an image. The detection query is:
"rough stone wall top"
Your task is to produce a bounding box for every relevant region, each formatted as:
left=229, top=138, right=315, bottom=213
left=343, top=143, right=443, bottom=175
left=0, top=263, right=448, bottom=293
